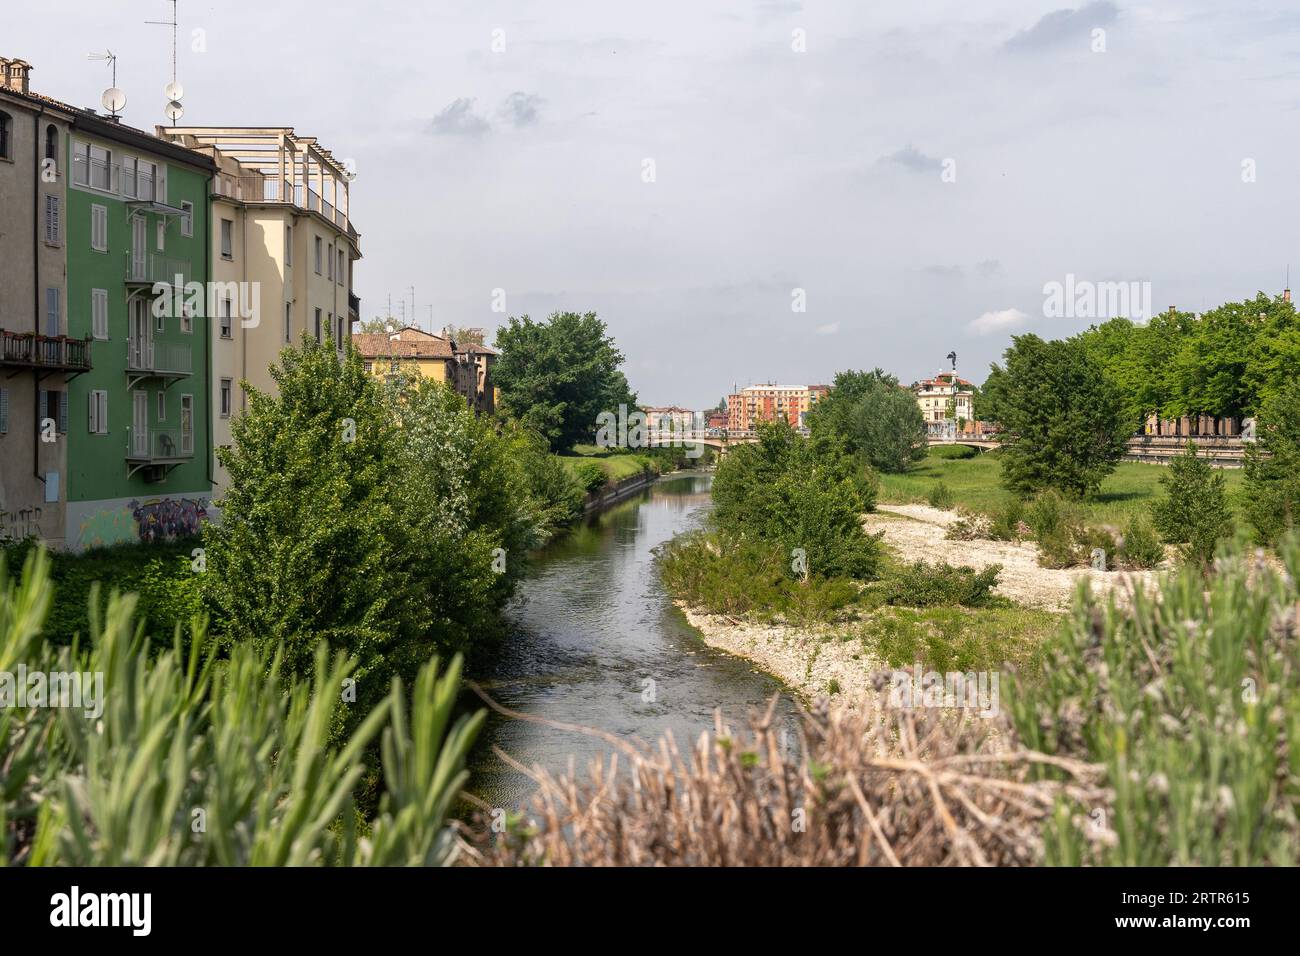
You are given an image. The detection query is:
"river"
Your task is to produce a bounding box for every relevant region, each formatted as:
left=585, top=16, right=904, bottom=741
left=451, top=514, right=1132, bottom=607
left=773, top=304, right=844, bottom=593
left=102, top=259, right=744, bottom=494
left=468, top=471, right=798, bottom=809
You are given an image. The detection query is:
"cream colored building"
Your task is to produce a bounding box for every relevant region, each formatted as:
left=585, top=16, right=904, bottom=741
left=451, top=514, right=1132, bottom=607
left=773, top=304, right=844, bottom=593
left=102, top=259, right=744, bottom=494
left=913, top=372, right=974, bottom=436
left=158, top=127, right=361, bottom=496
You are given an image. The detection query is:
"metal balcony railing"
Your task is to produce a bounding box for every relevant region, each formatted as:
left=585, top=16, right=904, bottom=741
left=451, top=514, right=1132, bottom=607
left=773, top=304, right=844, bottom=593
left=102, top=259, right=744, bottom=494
left=126, top=339, right=192, bottom=377
left=125, top=252, right=191, bottom=287
left=127, top=426, right=194, bottom=462
left=0, top=329, right=92, bottom=371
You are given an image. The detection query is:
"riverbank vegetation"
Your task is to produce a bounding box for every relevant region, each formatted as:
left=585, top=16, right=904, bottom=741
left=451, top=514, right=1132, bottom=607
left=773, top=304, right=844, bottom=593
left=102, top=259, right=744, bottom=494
left=1, top=549, right=481, bottom=866
left=480, top=534, right=1300, bottom=866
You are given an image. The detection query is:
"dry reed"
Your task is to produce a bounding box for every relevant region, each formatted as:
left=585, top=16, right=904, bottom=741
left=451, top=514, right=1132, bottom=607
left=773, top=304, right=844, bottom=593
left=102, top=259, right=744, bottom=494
left=461, top=678, right=1109, bottom=867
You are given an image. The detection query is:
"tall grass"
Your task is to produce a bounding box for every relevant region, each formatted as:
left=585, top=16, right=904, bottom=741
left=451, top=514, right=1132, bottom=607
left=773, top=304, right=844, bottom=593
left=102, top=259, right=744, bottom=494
left=1, top=548, right=483, bottom=866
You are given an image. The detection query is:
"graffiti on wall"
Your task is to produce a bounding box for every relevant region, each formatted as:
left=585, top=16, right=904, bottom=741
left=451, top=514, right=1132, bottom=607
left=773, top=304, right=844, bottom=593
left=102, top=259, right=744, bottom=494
left=131, top=498, right=210, bottom=543
left=1, top=506, right=44, bottom=542
left=76, top=497, right=211, bottom=550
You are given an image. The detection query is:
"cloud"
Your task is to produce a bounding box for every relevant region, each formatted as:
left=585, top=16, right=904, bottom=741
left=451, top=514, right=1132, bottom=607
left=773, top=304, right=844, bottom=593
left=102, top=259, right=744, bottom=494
left=967, top=308, right=1030, bottom=335
left=975, top=259, right=1003, bottom=277
left=1005, top=2, right=1119, bottom=53
left=879, top=144, right=943, bottom=173
left=500, top=92, right=544, bottom=127
left=428, top=98, right=490, bottom=137
left=923, top=264, right=964, bottom=279
left=815, top=322, right=840, bottom=336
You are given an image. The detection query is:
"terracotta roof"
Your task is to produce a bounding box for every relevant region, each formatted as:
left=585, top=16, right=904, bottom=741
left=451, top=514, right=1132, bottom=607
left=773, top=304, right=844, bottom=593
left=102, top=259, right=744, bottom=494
left=460, top=342, right=499, bottom=355
left=354, top=331, right=454, bottom=360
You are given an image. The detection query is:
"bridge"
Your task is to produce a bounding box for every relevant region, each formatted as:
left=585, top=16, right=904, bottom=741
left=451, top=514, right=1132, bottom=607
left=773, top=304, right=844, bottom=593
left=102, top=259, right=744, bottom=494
left=927, top=436, right=1002, bottom=451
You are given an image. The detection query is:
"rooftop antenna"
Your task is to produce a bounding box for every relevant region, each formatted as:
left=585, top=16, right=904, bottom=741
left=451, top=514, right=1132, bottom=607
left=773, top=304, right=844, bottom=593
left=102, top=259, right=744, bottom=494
left=88, top=51, right=125, bottom=118
left=146, top=0, right=184, bottom=125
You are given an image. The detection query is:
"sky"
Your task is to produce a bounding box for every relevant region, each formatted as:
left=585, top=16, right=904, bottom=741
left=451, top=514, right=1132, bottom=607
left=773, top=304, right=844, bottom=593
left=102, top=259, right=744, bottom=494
left=10, top=1, right=1300, bottom=408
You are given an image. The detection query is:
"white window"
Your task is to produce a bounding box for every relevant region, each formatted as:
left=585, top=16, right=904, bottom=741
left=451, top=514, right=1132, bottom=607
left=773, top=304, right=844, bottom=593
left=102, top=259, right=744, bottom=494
left=180, top=200, right=193, bottom=237
left=221, top=218, right=234, bottom=259
left=219, top=378, right=232, bottom=418
left=91, top=288, right=109, bottom=339
left=284, top=225, right=292, bottom=265
left=314, top=236, right=322, bottom=274
left=0, top=388, right=7, bottom=434
left=44, top=195, right=61, bottom=244
left=157, top=391, right=166, bottom=421
left=156, top=219, right=166, bottom=252
left=220, top=298, right=233, bottom=338
left=73, top=142, right=113, bottom=190
left=88, top=389, right=108, bottom=434
left=91, top=204, right=108, bottom=252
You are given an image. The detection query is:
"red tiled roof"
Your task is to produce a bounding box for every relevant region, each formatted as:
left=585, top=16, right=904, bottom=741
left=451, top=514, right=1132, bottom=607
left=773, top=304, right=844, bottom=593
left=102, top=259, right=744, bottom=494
left=354, top=331, right=454, bottom=360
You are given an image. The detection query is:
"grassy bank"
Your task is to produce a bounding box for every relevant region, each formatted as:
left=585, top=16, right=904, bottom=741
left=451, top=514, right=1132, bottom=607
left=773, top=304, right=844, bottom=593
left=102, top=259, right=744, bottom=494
left=878, top=448, right=1245, bottom=525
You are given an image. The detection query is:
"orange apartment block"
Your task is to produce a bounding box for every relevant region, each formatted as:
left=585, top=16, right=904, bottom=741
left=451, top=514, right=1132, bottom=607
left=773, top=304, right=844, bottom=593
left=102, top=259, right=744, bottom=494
left=725, top=383, right=830, bottom=431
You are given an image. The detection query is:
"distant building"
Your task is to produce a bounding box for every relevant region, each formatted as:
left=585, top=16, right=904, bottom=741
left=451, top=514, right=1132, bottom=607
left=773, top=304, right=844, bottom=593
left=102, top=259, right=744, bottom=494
left=913, top=372, right=974, bottom=437
left=353, top=326, right=497, bottom=414
left=705, top=411, right=728, bottom=432
left=726, top=383, right=829, bottom=431
left=642, top=406, right=694, bottom=431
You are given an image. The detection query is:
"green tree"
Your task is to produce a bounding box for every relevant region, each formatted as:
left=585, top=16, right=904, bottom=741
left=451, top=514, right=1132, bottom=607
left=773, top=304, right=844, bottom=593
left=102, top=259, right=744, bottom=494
left=993, top=334, right=1132, bottom=497
left=809, top=368, right=926, bottom=473
left=1151, top=442, right=1232, bottom=565
left=492, top=311, right=637, bottom=452
left=1243, top=383, right=1300, bottom=544
left=711, top=420, right=880, bottom=580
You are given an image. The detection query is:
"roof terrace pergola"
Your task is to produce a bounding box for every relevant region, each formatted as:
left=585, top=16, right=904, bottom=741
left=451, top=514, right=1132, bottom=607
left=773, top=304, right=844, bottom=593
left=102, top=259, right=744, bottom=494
left=159, top=126, right=352, bottom=232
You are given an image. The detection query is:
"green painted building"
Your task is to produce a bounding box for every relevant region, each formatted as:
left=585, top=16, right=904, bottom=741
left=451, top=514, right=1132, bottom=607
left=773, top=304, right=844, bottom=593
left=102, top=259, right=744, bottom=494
left=63, top=114, right=216, bottom=549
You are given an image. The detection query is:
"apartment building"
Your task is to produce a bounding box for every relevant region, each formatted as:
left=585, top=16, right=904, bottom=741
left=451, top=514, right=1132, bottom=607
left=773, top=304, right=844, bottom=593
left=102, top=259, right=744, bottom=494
left=353, top=326, right=498, bottom=414
left=725, top=383, right=829, bottom=431
left=913, top=371, right=974, bottom=436
left=157, top=127, right=362, bottom=496
left=0, top=58, right=77, bottom=546
left=642, top=406, right=696, bottom=432
left=61, top=108, right=217, bottom=549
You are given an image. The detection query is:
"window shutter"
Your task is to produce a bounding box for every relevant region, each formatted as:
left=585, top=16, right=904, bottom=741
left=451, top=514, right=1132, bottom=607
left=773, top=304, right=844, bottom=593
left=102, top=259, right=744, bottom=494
left=46, top=288, right=59, bottom=336
left=88, top=390, right=97, bottom=433
left=39, top=389, right=49, bottom=430
left=58, top=391, right=68, bottom=434
left=0, top=388, right=8, bottom=434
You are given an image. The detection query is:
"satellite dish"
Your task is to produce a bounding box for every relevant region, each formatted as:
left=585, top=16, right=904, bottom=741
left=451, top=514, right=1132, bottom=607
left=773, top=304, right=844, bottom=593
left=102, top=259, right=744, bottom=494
left=101, top=87, right=126, bottom=114
left=164, top=100, right=185, bottom=121
left=164, top=81, right=184, bottom=100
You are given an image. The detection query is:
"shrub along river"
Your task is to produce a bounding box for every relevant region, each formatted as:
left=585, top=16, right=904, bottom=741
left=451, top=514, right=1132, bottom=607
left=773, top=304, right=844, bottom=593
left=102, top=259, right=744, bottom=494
left=468, top=471, right=798, bottom=809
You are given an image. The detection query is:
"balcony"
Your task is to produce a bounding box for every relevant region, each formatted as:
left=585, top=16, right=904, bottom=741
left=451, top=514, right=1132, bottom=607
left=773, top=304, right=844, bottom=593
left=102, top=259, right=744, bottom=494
left=125, top=252, right=191, bottom=288
left=216, top=174, right=351, bottom=230
left=126, top=339, right=192, bottom=389
left=0, top=329, right=92, bottom=374
left=126, top=426, right=194, bottom=479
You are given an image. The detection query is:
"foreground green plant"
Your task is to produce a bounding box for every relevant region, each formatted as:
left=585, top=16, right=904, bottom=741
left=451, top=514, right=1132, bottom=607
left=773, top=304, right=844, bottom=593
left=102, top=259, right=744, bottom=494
left=1, top=548, right=483, bottom=867
left=1010, top=537, right=1300, bottom=865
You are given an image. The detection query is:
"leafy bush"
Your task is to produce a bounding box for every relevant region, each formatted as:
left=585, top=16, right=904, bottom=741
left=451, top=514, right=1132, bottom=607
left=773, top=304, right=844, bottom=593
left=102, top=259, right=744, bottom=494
left=1243, top=384, right=1300, bottom=544
left=1, top=548, right=483, bottom=866
left=875, top=560, right=1003, bottom=608
left=1151, top=441, right=1232, bottom=565
left=1025, top=490, right=1074, bottom=541
left=1034, top=524, right=1082, bottom=569
left=570, top=459, right=608, bottom=494
left=929, top=444, right=978, bottom=460
left=711, top=421, right=881, bottom=581
left=1117, top=516, right=1165, bottom=569
left=927, top=482, right=956, bottom=510
left=945, top=511, right=992, bottom=541
left=657, top=531, right=859, bottom=624
left=808, top=368, right=927, bottom=473
left=986, top=498, right=1027, bottom=541
left=1009, top=537, right=1300, bottom=865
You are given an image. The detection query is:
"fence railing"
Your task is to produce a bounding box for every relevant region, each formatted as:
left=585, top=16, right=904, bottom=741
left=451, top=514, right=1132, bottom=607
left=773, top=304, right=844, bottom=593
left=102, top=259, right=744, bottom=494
left=0, top=329, right=92, bottom=370
left=126, top=426, right=194, bottom=461
left=126, top=339, right=192, bottom=376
